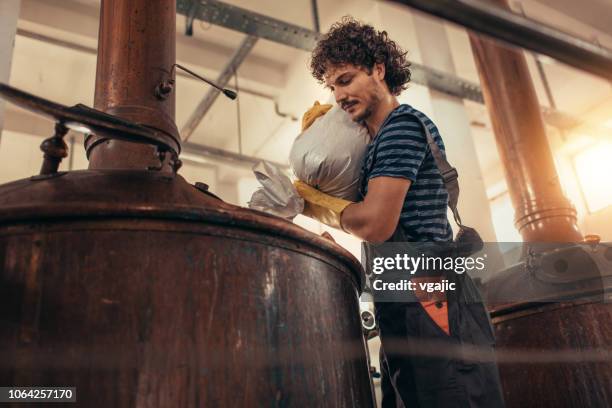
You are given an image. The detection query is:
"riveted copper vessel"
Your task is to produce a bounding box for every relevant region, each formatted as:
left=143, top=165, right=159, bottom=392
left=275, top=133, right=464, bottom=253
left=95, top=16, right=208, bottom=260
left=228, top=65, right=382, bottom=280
left=0, top=167, right=373, bottom=406
left=470, top=0, right=612, bottom=405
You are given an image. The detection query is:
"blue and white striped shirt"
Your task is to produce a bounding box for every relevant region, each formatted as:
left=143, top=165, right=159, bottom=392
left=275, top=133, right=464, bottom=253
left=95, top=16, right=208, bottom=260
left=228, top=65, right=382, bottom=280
left=359, top=104, right=453, bottom=242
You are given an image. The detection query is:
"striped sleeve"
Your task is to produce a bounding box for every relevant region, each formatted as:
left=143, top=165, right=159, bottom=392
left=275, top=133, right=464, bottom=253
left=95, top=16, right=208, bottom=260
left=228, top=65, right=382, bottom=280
left=368, top=114, right=427, bottom=182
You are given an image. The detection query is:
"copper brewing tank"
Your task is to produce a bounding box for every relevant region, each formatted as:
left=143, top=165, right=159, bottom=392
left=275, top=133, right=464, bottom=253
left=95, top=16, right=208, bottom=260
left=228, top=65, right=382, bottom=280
left=0, top=1, right=374, bottom=406
left=469, top=0, right=612, bottom=405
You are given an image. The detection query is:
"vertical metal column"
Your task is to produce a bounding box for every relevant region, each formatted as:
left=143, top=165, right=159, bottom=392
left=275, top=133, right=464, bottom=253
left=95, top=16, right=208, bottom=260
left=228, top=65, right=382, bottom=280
left=468, top=0, right=583, bottom=242
left=87, top=0, right=180, bottom=171
left=311, top=0, right=321, bottom=33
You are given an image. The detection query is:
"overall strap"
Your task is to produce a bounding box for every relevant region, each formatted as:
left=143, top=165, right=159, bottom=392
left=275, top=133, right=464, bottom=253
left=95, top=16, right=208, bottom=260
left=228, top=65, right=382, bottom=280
left=415, top=116, right=463, bottom=227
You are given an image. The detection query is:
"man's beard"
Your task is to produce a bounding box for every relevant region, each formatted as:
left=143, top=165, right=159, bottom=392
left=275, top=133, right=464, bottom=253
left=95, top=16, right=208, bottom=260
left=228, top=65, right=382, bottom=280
left=353, top=105, right=373, bottom=122
left=353, top=90, right=380, bottom=123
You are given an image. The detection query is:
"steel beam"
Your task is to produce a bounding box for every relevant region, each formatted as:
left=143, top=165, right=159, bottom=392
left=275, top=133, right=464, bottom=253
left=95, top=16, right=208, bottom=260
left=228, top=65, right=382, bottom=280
left=175, top=0, right=581, bottom=128
left=177, top=0, right=318, bottom=51
left=181, top=35, right=258, bottom=141
left=411, top=63, right=483, bottom=102
left=176, top=0, right=486, bottom=103
left=388, top=0, right=612, bottom=82
left=16, top=18, right=582, bottom=131
left=19, top=6, right=577, bottom=126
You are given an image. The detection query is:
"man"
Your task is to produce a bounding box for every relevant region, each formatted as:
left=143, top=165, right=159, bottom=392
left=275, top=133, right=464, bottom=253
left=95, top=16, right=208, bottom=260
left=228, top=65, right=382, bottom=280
left=296, top=17, right=505, bottom=407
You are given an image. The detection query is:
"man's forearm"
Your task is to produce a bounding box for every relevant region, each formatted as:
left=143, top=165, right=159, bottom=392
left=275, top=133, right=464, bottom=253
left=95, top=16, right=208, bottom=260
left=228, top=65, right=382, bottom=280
left=342, top=202, right=391, bottom=242
left=340, top=202, right=370, bottom=239
left=340, top=177, right=410, bottom=242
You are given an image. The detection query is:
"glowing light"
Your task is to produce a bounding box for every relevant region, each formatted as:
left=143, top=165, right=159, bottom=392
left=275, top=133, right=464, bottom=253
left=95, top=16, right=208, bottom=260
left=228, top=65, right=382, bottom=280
left=558, top=135, right=594, bottom=155
left=486, top=180, right=508, bottom=200
left=574, top=142, right=612, bottom=212
left=490, top=193, right=523, bottom=242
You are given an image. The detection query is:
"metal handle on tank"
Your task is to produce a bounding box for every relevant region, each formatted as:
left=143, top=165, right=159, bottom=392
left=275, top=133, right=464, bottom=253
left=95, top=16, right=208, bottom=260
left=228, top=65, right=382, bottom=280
left=0, top=83, right=182, bottom=175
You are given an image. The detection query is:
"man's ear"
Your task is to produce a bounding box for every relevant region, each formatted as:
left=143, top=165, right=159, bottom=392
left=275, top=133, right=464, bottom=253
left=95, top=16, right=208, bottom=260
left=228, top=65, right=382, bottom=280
left=374, top=63, right=386, bottom=81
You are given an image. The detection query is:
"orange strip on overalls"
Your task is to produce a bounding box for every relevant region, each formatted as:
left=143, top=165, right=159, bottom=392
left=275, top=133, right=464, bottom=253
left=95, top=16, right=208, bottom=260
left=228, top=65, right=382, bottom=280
left=420, top=300, right=450, bottom=335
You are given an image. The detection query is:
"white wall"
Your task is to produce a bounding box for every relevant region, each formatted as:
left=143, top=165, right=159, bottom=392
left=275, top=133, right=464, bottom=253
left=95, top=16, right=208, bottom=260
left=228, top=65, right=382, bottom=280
left=0, top=0, right=21, bottom=141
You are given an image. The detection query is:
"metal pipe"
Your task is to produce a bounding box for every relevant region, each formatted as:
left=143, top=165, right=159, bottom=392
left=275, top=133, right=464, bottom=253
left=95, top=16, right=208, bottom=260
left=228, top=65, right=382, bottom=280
left=234, top=69, right=243, bottom=155
left=172, top=64, right=237, bottom=99
left=388, top=0, right=612, bottom=81
left=87, top=0, right=179, bottom=171
left=311, top=0, right=321, bottom=33
left=468, top=0, right=583, bottom=242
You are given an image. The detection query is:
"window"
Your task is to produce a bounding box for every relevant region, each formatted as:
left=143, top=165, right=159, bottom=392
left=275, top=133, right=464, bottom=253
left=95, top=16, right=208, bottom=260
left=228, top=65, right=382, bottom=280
left=573, top=142, right=612, bottom=213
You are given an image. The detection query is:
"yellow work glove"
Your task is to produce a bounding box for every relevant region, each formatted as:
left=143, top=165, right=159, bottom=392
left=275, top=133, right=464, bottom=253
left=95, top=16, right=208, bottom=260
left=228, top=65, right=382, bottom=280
left=301, top=101, right=333, bottom=131
left=294, top=180, right=353, bottom=230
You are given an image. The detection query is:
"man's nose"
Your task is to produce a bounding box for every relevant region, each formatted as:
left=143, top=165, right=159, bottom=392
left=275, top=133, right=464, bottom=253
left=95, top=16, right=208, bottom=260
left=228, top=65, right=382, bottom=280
left=334, top=88, right=347, bottom=104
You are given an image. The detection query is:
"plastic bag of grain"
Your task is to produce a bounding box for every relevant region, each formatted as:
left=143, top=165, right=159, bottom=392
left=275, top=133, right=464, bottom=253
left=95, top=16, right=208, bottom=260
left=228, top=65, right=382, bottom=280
left=289, top=104, right=369, bottom=201
left=248, top=103, right=369, bottom=218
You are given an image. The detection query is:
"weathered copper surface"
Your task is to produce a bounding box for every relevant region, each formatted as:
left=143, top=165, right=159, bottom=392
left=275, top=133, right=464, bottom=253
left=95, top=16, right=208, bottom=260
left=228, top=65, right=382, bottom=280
left=468, top=0, right=581, bottom=243
left=0, top=170, right=374, bottom=407
left=491, top=299, right=612, bottom=407
left=470, top=0, right=611, bottom=406
left=86, top=0, right=180, bottom=171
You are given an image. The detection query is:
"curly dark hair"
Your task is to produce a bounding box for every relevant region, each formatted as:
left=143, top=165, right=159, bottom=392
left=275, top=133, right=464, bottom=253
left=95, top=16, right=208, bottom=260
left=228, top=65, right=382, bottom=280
left=310, top=16, right=411, bottom=96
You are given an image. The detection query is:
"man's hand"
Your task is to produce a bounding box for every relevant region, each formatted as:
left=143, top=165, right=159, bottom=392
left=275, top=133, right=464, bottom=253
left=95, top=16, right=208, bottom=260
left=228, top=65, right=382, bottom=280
left=293, top=180, right=353, bottom=230
left=341, top=176, right=411, bottom=242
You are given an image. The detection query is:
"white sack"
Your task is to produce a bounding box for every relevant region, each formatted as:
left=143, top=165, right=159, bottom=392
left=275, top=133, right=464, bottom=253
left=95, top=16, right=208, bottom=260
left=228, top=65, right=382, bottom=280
left=289, top=105, right=369, bottom=201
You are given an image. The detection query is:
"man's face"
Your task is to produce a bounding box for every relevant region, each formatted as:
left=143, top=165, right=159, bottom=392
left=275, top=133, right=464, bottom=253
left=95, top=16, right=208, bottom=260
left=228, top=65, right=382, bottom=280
left=324, top=63, right=385, bottom=122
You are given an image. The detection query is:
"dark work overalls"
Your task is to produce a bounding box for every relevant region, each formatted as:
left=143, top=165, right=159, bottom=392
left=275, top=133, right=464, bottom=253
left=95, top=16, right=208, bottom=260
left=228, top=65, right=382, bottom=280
left=360, top=108, right=505, bottom=407
left=363, top=226, right=506, bottom=408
